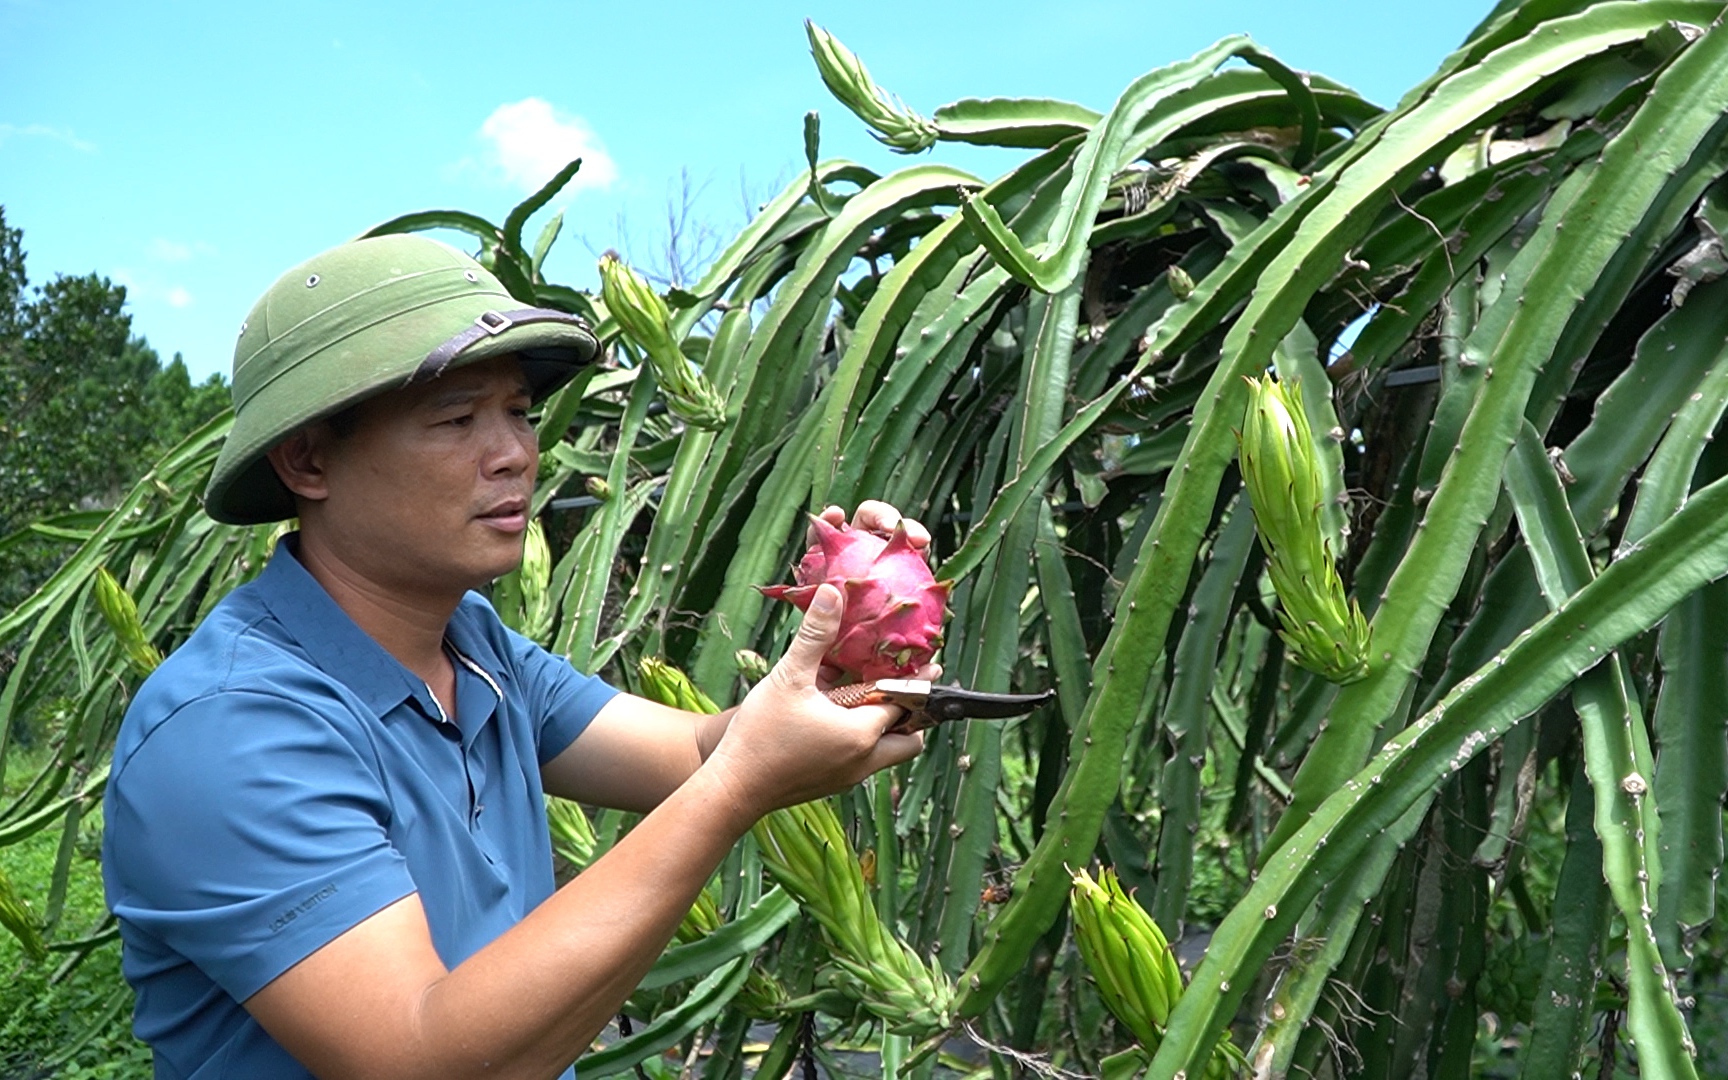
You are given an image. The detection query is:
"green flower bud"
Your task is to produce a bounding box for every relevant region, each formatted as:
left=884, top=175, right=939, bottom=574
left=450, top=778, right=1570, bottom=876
left=1239, top=376, right=1370, bottom=683
left=492, top=518, right=553, bottom=644
left=734, top=648, right=770, bottom=684
left=1071, top=867, right=1246, bottom=1072
left=805, top=21, right=938, bottom=154
left=598, top=254, right=727, bottom=431
left=675, top=886, right=722, bottom=944
left=519, top=518, right=553, bottom=641
left=1070, top=867, right=1175, bottom=1048
left=94, top=567, right=162, bottom=678
left=638, top=656, right=721, bottom=714
left=635, top=654, right=952, bottom=1038
left=545, top=795, right=598, bottom=869
left=755, top=798, right=955, bottom=1037
left=584, top=476, right=612, bottom=501
left=1166, top=265, right=1195, bottom=301
left=0, top=865, right=45, bottom=963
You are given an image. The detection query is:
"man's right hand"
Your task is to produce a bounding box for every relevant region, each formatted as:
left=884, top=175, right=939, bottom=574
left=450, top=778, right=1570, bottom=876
left=703, top=582, right=925, bottom=822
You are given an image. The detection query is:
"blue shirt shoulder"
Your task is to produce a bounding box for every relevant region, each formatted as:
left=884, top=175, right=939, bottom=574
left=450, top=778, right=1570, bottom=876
left=102, top=539, right=616, bottom=1079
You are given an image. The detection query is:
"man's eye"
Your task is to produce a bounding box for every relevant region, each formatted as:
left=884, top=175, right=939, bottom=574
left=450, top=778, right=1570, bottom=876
left=445, top=414, right=474, bottom=427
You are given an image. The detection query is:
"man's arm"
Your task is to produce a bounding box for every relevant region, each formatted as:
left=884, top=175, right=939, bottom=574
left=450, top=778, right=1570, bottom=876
left=244, top=584, right=921, bottom=1080
left=538, top=693, right=730, bottom=811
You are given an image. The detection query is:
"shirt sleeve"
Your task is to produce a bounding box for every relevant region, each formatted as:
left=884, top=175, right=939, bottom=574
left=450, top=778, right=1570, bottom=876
left=104, top=690, right=417, bottom=1004
left=503, top=628, right=620, bottom=765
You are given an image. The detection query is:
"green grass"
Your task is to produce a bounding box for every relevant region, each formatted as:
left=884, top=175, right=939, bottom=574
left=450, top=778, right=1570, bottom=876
left=0, top=746, right=151, bottom=1079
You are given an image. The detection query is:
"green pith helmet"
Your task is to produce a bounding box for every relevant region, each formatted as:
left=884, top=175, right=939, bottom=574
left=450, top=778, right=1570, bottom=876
left=205, top=234, right=598, bottom=525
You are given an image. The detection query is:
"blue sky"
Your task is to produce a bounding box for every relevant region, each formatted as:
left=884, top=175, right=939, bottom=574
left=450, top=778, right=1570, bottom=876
left=3, top=1, right=1490, bottom=383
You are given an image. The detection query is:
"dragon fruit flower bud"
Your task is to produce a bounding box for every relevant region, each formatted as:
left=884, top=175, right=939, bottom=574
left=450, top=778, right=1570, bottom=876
left=1239, top=376, right=1370, bottom=684
left=734, top=648, right=771, bottom=684
left=1166, top=265, right=1195, bottom=301
left=95, top=567, right=162, bottom=678
left=805, top=21, right=938, bottom=154
left=597, top=254, right=726, bottom=431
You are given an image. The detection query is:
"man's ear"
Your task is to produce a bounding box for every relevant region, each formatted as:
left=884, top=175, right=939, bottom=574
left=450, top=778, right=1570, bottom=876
left=265, top=427, right=333, bottom=504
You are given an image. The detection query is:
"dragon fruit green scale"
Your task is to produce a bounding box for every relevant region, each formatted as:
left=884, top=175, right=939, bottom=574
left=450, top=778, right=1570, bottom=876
left=759, top=516, right=952, bottom=682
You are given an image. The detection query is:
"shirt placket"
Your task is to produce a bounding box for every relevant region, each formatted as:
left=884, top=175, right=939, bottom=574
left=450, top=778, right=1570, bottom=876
left=449, top=644, right=503, bottom=839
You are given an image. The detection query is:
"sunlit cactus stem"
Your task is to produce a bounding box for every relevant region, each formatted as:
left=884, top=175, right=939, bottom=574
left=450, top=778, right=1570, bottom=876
left=597, top=254, right=727, bottom=431
left=805, top=21, right=938, bottom=154
left=1238, top=375, right=1371, bottom=684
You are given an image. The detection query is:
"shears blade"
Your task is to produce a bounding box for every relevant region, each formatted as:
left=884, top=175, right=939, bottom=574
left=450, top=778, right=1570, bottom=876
left=825, top=679, right=1056, bottom=734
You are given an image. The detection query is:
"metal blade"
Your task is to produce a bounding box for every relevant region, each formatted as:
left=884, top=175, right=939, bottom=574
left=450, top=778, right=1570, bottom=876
left=920, top=684, right=1056, bottom=722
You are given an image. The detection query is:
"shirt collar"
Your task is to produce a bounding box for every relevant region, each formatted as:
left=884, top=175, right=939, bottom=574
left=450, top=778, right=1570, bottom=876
left=252, top=534, right=445, bottom=720
left=444, top=597, right=510, bottom=687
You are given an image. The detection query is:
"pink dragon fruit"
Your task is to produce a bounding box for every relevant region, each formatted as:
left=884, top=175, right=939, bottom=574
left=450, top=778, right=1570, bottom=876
left=759, top=516, right=952, bottom=682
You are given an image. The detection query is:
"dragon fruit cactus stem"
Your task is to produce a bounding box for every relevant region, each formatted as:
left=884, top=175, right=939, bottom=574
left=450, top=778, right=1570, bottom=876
left=759, top=516, right=953, bottom=682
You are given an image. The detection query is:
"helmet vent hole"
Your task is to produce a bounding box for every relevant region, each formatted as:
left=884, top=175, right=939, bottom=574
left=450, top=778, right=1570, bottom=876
left=305, top=274, right=320, bottom=288
left=464, top=270, right=479, bottom=283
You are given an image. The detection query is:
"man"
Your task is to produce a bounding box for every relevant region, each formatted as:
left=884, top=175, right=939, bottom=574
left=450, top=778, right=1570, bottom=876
left=102, top=234, right=929, bottom=1079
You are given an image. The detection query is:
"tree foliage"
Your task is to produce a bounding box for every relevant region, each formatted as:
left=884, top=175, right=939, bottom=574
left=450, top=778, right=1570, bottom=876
left=0, top=207, right=228, bottom=608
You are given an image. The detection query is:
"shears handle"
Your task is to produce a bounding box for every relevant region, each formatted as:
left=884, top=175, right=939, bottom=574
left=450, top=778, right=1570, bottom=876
left=823, top=681, right=933, bottom=734
left=822, top=682, right=905, bottom=709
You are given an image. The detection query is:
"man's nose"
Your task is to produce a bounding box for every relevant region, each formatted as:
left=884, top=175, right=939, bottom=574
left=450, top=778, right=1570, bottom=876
left=486, top=415, right=536, bottom=475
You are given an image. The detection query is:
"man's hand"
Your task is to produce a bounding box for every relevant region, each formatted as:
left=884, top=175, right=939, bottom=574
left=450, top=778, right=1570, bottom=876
left=813, top=499, right=932, bottom=550
left=703, top=582, right=925, bottom=820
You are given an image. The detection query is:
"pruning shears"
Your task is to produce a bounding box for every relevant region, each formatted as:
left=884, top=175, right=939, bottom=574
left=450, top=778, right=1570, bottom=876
left=824, top=679, right=1056, bottom=735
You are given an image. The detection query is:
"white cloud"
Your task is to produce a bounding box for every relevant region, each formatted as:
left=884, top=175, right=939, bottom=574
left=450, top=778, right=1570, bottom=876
left=475, top=98, right=617, bottom=195
left=0, top=122, right=95, bottom=152
left=112, top=267, right=193, bottom=310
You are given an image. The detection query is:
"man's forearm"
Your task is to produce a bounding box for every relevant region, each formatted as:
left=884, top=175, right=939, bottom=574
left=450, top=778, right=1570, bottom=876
left=415, top=765, right=754, bottom=1077
left=540, top=698, right=736, bottom=812
left=247, top=763, right=757, bottom=1080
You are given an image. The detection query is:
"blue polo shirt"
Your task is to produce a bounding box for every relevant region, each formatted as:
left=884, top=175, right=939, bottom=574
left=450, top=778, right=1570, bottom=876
left=102, top=537, right=618, bottom=1079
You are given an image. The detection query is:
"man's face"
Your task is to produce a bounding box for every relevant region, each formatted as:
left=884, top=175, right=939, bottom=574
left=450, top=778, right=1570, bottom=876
left=289, top=354, right=538, bottom=597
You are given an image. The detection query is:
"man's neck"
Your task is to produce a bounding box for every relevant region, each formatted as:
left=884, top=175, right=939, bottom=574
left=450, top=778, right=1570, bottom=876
left=289, top=532, right=463, bottom=687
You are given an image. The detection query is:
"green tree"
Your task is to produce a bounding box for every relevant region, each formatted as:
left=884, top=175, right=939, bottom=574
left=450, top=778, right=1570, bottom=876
left=0, top=207, right=228, bottom=608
